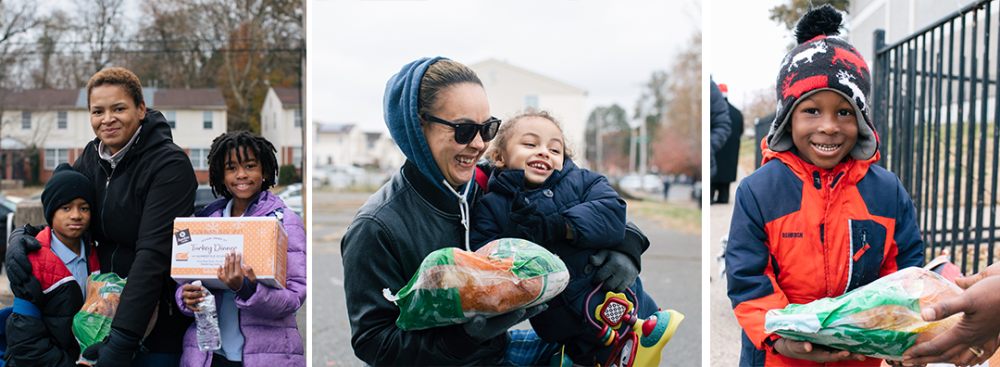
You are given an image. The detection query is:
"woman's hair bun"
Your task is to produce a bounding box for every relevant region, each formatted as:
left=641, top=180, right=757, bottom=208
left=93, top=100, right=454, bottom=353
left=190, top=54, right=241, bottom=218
left=795, top=4, right=842, bottom=44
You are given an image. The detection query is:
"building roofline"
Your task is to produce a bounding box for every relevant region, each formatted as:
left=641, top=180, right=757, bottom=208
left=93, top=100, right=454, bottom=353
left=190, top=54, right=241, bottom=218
left=470, top=58, right=588, bottom=95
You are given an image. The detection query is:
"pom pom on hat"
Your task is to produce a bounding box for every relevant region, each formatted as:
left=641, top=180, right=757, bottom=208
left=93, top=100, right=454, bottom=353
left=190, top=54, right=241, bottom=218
left=766, top=4, right=879, bottom=162
left=795, top=4, right=843, bottom=44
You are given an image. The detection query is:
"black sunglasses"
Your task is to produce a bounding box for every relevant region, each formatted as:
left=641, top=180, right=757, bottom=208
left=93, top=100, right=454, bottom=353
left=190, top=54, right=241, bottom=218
left=421, top=113, right=502, bottom=144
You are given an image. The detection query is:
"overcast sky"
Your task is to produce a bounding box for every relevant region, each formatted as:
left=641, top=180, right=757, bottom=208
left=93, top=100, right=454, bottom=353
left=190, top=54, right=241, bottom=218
left=708, top=0, right=790, bottom=112
left=312, top=0, right=701, bottom=134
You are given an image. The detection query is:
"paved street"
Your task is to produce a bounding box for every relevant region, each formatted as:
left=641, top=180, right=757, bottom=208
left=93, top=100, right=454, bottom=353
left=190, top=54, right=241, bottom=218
left=312, top=190, right=702, bottom=366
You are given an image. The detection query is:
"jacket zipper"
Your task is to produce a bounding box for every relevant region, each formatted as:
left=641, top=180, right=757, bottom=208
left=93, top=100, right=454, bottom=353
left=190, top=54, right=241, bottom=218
left=98, top=159, right=118, bottom=275
left=852, top=229, right=870, bottom=261
left=820, top=170, right=839, bottom=297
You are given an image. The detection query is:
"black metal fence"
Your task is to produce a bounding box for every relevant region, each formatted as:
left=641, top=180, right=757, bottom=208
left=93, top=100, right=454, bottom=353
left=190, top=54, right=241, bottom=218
left=873, top=0, right=1000, bottom=274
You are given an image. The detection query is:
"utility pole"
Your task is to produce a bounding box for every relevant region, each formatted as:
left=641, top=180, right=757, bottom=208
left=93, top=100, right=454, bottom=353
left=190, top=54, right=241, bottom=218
left=639, top=119, right=648, bottom=176
left=595, top=112, right=603, bottom=173
left=629, top=127, right=637, bottom=174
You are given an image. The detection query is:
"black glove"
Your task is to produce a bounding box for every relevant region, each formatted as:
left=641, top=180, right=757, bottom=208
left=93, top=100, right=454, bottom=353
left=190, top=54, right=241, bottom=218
left=500, top=193, right=566, bottom=245
left=587, top=249, right=639, bottom=293
left=6, top=224, right=45, bottom=303
left=83, top=327, right=140, bottom=367
left=462, top=304, right=548, bottom=344
left=500, top=193, right=543, bottom=242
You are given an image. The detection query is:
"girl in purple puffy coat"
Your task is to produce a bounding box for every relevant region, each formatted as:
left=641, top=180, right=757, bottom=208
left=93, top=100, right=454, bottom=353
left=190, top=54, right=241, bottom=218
left=176, top=131, right=306, bottom=367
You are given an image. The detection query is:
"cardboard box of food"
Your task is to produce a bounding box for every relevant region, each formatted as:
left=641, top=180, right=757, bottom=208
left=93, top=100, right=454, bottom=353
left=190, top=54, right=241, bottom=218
left=171, top=217, right=288, bottom=289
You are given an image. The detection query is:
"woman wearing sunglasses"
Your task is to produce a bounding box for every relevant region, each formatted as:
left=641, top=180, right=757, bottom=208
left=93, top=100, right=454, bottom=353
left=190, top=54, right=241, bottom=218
left=340, top=57, right=648, bottom=366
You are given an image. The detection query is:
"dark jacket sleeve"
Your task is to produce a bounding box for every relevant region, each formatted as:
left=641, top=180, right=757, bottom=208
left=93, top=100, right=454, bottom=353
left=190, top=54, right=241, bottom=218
left=235, top=210, right=307, bottom=317
left=617, top=220, right=650, bottom=272
left=710, top=79, right=733, bottom=179
left=562, top=175, right=627, bottom=248
left=6, top=309, right=77, bottom=367
left=111, top=155, right=196, bottom=336
left=887, top=178, right=924, bottom=273
left=341, top=216, right=507, bottom=366
left=470, top=194, right=507, bottom=250
left=725, top=181, right=788, bottom=353
left=710, top=79, right=733, bottom=154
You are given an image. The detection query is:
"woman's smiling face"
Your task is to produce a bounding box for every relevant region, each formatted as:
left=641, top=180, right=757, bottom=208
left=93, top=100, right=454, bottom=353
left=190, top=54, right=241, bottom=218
left=421, top=83, right=491, bottom=189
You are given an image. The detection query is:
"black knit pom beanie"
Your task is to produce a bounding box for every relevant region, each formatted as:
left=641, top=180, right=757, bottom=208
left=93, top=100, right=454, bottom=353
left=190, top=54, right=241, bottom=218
left=766, top=4, right=879, bottom=161
left=42, top=163, right=96, bottom=227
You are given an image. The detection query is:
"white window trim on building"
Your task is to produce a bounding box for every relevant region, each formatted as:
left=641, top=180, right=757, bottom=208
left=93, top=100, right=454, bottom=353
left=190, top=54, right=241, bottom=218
left=292, top=146, right=302, bottom=169
left=203, top=111, right=213, bottom=130
left=165, top=111, right=177, bottom=129
left=21, top=111, right=31, bottom=129
left=45, top=148, right=70, bottom=169
left=190, top=148, right=210, bottom=170
left=57, top=111, right=67, bottom=129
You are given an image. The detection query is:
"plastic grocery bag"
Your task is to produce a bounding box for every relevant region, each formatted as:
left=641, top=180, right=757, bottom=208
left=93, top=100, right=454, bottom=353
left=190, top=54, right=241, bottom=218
left=383, top=238, right=570, bottom=331
left=72, top=273, right=158, bottom=354
left=764, top=267, right=963, bottom=360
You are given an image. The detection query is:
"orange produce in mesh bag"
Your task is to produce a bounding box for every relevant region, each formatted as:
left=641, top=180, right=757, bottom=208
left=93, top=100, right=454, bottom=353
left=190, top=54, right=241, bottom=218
left=383, top=238, right=570, bottom=330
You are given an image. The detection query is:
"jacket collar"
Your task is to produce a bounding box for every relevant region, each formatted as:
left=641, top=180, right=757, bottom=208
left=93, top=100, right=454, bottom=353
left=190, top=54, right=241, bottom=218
left=35, top=226, right=98, bottom=273
left=197, top=190, right=284, bottom=218
left=488, top=158, right=578, bottom=196
left=402, top=160, right=466, bottom=215
left=89, top=109, right=174, bottom=163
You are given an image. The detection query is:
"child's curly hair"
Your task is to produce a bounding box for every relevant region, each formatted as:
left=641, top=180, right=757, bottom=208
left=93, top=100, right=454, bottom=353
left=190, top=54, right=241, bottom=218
left=488, top=108, right=575, bottom=168
left=206, top=131, right=279, bottom=199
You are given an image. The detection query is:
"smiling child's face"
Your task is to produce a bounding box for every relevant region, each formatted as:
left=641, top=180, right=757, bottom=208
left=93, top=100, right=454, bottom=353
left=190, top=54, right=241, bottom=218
left=788, top=90, right=859, bottom=169
left=495, top=116, right=565, bottom=189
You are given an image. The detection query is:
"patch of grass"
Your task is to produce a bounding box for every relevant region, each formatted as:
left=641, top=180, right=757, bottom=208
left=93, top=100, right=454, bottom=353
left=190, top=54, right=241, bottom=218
left=625, top=199, right=701, bottom=235
left=738, top=138, right=758, bottom=176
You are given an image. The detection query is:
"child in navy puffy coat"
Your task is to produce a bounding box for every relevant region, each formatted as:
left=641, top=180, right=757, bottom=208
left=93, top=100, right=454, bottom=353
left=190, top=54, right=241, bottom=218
left=471, top=109, right=658, bottom=364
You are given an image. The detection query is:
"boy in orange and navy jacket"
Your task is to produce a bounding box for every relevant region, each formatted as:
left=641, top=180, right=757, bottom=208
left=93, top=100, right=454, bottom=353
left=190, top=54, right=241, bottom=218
left=725, top=6, right=923, bottom=367
left=5, top=163, right=99, bottom=366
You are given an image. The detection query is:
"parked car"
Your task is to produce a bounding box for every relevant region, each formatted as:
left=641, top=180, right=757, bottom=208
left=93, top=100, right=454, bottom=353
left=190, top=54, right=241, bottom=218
left=618, top=174, right=664, bottom=193
left=277, top=183, right=303, bottom=216
left=641, top=174, right=664, bottom=193
left=194, top=185, right=220, bottom=212
left=0, top=195, right=18, bottom=266
left=617, top=175, right=643, bottom=192
left=314, top=164, right=365, bottom=188
left=692, top=181, right=702, bottom=207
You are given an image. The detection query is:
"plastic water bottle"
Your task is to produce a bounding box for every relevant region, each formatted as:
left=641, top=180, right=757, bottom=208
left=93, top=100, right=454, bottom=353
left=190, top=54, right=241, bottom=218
left=192, top=280, right=221, bottom=351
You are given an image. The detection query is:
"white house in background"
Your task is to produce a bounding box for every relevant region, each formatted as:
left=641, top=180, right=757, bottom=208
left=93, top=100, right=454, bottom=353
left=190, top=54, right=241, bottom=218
left=261, top=87, right=303, bottom=175
left=313, top=122, right=405, bottom=170
left=314, top=123, right=359, bottom=167
left=362, top=132, right=405, bottom=170
left=0, top=87, right=226, bottom=183
left=150, top=88, right=228, bottom=182
left=469, top=59, right=588, bottom=162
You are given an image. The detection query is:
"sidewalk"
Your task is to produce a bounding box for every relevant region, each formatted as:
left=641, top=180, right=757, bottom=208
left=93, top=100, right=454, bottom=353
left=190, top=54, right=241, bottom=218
left=708, top=172, right=742, bottom=367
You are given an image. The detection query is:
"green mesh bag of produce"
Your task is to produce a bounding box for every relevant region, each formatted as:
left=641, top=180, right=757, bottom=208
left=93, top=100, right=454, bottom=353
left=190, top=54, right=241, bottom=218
left=383, top=238, right=570, bottom=331
left=763, top=267, right=963, bottom=360
left=72, top=273, right=158, bottom=356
